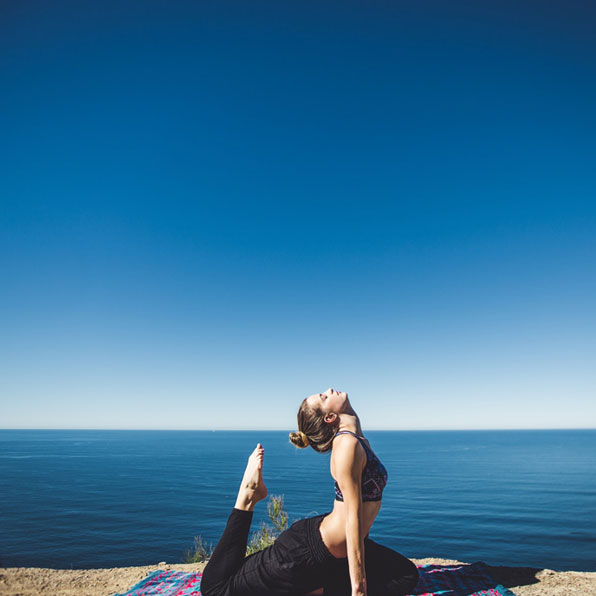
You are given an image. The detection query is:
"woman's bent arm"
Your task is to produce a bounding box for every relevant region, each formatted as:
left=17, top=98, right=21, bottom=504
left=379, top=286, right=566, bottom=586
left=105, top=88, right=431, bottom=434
left=334, top=437, right=367, bottom=596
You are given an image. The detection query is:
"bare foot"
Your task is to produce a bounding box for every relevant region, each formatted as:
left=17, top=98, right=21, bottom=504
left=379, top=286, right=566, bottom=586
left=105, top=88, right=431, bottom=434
left=234, top=443, right=268, bottom=511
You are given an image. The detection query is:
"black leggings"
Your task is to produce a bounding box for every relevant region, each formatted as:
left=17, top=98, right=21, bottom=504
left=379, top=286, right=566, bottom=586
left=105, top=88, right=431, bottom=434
left=201, top=508, right=419, bottom=596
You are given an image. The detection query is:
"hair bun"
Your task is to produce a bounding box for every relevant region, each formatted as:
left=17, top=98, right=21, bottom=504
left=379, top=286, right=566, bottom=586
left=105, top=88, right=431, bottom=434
left=289, top=430, right=310, bottom=449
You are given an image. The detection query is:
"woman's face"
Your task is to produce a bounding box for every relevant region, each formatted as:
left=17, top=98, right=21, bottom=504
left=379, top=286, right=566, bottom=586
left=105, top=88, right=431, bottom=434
left=306, top=387, right=348, bottom=415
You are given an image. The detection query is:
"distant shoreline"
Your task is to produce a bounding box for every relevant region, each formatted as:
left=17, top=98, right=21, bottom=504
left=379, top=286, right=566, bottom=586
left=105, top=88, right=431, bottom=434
left=2, top=558, right=596, bottom=595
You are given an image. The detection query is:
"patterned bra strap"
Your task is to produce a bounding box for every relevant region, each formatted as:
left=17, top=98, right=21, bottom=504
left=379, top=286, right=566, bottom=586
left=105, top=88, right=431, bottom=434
left=335, top=430, right=364, bottom=439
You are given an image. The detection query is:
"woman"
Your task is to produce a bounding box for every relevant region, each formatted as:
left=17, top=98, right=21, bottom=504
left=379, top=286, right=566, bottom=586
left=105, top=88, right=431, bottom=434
left=201, top=388, right=419, bottom=596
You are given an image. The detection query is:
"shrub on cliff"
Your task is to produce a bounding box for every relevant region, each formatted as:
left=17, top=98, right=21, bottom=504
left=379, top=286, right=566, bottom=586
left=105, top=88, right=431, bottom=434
left=184, top=494, right=289, bottom=563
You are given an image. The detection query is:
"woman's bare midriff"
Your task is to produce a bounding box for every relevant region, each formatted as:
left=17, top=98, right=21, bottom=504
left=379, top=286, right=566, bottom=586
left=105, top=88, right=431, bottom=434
left=319, top=499, right=382, bottom=558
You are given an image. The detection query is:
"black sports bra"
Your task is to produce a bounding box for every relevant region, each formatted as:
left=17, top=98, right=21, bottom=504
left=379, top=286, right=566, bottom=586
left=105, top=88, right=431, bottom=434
left=333, top=430, right=388, bottom=502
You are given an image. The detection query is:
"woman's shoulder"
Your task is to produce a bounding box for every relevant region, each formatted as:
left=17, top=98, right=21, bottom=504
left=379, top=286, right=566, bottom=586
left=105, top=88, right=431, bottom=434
left=331, top=432, right=367, bottom=466
left=334, top=430, right=369, bottom=448
left=332, top=431, right=361, bottom=451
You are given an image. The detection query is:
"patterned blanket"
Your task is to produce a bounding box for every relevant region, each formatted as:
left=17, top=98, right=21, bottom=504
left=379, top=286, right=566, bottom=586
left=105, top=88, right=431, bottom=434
left=410, top=562, right=516, bottom=595
left=113, top=561, right=516, bottom=595
left=113, top=570, right=202, bottom=595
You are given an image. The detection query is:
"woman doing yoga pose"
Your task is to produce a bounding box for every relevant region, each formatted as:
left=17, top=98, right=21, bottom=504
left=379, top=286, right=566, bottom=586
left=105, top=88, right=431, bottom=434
left=201, top=388, right=419, bottom=596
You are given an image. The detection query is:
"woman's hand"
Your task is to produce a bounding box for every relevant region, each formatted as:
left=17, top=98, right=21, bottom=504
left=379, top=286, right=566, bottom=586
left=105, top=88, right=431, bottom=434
left=352, top=583, right=367, bottom=596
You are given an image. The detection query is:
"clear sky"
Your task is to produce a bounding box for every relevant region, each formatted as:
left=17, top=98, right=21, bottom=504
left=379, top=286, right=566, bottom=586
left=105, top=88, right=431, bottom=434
left=1, top=1, right=595, bottom=430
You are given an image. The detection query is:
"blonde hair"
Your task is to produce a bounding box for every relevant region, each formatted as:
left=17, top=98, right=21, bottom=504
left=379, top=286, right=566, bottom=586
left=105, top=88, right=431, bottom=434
left=288, top=430, right=310, bottom=448
left=288, top=397, right=338, bottom=453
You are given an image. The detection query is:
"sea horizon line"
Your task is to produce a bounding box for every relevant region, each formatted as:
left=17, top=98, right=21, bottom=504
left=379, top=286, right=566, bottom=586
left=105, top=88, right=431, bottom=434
left=1, top=427, right=595, bottom=432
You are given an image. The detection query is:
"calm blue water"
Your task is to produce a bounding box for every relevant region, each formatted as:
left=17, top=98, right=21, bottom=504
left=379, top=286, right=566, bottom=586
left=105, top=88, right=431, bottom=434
left=1, top=430, right=595, bottom=571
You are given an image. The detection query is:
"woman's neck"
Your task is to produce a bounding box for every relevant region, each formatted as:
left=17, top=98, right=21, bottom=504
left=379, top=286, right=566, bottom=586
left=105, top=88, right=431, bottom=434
left=337, top=413, right=363, bottom=436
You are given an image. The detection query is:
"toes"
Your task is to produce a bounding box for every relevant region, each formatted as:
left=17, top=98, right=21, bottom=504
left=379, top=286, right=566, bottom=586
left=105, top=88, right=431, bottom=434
left=248, top=444, right=265, bottom=469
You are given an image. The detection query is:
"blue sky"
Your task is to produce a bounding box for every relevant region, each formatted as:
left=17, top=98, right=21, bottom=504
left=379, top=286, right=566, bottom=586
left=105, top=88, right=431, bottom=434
left=1, top=1, right=595, bottom=430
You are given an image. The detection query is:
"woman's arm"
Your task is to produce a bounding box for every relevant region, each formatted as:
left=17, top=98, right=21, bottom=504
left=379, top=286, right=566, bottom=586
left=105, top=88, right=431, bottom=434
left=334, top=437, right=367, bottom=596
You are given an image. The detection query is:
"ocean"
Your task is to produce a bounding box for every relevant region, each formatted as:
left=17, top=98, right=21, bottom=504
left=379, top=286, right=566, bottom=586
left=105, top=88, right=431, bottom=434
left=1, top=429, right=595, bottom=571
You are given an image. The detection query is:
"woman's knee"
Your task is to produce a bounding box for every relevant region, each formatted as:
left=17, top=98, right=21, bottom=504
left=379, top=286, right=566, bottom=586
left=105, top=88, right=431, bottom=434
left=372, top=552, right=418, bottom=596
left=200, top=573, right=224, bottom=596
left=407, top=565, right=420, bottom=589
left=386, top=562, right=419, bottom=595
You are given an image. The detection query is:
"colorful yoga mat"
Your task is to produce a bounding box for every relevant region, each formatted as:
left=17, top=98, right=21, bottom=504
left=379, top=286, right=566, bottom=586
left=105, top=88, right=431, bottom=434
left=113, top=561, right=516, bottom=596
left=410, top=561, right=516, bottom=595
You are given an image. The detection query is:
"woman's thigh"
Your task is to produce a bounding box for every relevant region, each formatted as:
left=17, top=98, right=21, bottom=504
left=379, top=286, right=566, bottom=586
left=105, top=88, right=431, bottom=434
left=225, top=528, right=326, bottom=596
left=225, top=543, right=294, bottom=596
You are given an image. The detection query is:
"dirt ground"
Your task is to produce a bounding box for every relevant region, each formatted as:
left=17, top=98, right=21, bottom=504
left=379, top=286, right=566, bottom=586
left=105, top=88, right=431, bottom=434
left=1, top=558, right=595, bottom=595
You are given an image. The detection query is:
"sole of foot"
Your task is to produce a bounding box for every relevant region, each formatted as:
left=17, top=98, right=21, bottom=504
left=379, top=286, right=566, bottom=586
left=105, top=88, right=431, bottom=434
left=235, top=443, right=268, bottom=511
